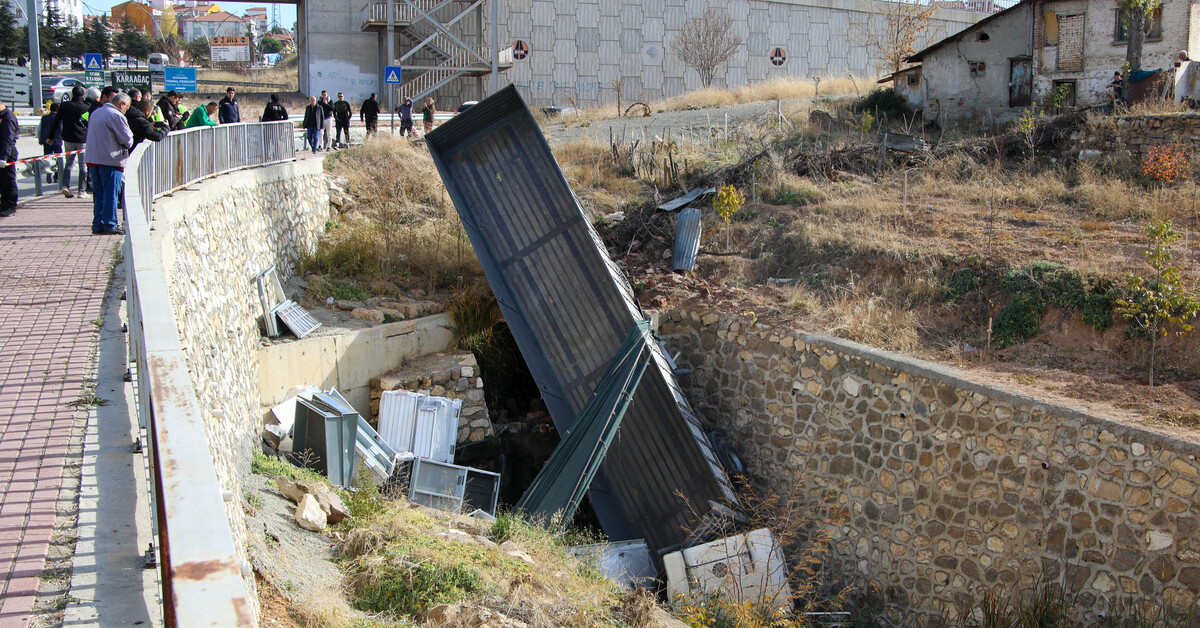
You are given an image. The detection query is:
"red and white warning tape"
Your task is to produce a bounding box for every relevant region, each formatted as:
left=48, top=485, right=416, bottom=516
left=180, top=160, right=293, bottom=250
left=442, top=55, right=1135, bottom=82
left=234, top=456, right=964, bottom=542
left=4, top=148, right=86, bottom=167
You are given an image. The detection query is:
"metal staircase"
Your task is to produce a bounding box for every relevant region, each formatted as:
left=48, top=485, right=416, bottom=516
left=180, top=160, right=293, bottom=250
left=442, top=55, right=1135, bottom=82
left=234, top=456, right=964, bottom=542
left=362, top=0, right=512, bottom=103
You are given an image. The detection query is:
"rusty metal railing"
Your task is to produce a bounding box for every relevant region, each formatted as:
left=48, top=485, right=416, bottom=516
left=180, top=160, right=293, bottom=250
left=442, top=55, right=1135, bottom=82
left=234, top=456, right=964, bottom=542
left=123, top=120, right=296, bottom=627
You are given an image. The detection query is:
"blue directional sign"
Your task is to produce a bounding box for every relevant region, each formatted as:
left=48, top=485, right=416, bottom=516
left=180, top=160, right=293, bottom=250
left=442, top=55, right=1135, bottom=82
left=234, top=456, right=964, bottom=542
left=84, top=53, right=103, bottom=72
left=383, top=65, right=403, bottom=84
left=163, top=67, right=197, bottom=92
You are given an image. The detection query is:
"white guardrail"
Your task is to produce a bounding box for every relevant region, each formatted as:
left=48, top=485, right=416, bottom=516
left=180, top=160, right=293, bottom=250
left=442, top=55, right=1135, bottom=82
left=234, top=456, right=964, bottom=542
left=123, top=120, right=296, bottom=627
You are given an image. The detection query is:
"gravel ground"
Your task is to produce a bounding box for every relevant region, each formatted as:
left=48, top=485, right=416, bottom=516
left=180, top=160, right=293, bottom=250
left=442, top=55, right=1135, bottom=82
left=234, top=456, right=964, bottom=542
left=542, top=97, right=818, bottom=146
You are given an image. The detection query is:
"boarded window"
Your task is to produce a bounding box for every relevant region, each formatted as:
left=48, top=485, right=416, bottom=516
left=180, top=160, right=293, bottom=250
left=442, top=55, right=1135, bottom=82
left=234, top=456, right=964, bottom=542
left=1115, top=8, right=1163, bottom=42
left=1057, top=14, right=1084, bottom=71
left=970, top=61, right=986, bottom=77
left=1044, top=11, right=1059, bottom=45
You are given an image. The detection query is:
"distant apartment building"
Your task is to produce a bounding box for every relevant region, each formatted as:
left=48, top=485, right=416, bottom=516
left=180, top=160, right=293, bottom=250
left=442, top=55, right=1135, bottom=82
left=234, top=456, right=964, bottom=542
left=111, top=0, right=159, bottom=34
left=178, top=9, right=252, bottom=41
left=6, top=0, right=83, bottom=27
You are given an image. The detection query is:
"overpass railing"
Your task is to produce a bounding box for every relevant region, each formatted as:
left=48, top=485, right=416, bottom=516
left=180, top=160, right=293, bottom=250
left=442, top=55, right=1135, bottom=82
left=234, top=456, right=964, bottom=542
left=123, top=120, right=296, bottom=627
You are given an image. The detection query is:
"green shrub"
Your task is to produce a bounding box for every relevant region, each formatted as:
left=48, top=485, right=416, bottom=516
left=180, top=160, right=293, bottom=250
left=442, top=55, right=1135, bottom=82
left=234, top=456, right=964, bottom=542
left=766, top=183, right=823, bottom=206
left=251, top=451, right=327, bottom=485
left=994, top=292, right=1046, bottom=348
left=945, top=267, right=981, bottom=301
left=353, top=559, right=483, bottom=616
left=852, top=87, right=913, bottom=121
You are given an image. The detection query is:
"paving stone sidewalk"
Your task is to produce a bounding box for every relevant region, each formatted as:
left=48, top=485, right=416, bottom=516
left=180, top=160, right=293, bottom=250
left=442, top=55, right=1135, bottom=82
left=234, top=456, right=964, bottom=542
left=0, top=196, right=120, bottom=627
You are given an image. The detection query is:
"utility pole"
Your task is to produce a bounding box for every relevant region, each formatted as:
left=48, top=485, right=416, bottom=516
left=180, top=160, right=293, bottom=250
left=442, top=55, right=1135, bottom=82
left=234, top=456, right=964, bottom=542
left=490, top=0, right=497, bottom=95
left=388, top=0, right=394, bottom=134
left=27, top=0, right=40, bottom=110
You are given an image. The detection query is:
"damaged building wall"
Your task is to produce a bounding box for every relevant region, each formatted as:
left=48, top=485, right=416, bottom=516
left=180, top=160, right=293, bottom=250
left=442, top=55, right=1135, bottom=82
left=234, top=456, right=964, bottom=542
left=1032, top=0, right=1196, bottom=107
left=152, top=160, right=331, bottom=603
left=659, top=308, right=1200, bottom=624
left=912, top=3, right=1033, bottom=121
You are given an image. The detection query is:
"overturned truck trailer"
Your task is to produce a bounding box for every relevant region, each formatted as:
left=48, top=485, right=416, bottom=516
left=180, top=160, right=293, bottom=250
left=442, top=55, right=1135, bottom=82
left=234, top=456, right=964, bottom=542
left=426, top=86, right=738, bottom=555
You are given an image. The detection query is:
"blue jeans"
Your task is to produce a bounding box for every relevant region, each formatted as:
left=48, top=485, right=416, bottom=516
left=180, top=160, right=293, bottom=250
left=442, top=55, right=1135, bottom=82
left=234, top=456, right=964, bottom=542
left=89, top=165, right=123, bottom=232
left=306, top=127, right=320, bottom=151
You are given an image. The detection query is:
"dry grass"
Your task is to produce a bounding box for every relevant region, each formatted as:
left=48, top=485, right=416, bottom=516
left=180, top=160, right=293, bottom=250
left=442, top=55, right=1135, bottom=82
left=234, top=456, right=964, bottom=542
left=197, top=54, right=299, bottom=91
left=552, top=137, right=643, bottom=215
left=575, top=76, right=866, bottom=121
left=1123, top=98, right=1195, bottom=116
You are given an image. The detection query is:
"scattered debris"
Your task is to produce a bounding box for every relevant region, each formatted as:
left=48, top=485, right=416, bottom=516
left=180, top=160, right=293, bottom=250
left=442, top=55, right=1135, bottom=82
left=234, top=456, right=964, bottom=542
left=372, top=352, right=492, bottom=444
left=657, top=186, right=716, bottom=212
left=377, top=390, right=461, bottom=463
left=389, top=456, right=501, bottom=516
left=569, top=539, right=656, bottom=589
left=663, top=528, right=792, bottom=609
left=671, top=207, right=702, bottom=272
left=256, top=266, right=322, bottom=339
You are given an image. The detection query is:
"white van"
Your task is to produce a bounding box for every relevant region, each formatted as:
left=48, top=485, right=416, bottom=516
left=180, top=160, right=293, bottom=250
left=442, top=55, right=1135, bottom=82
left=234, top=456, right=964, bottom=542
left=148, top=53, right=170, bottom=74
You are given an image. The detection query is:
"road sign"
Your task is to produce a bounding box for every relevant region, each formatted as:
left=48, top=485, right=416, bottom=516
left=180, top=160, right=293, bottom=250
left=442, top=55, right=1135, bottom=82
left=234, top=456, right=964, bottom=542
left=164, top=67, right=197, bottom=92
left=110, top=69, right=152, bottom=93
left=0, top=64, right=30, bottom=103
left=211, top=36, right=251, bottom=63
left=383, top=65, right=403, bottom=84
left=84, top=70, right=104, bottom=85
left=770, top=47, right=786, bottom=66
left=513, top=40, right=529, bottom=60
left=84, top=53, right=103, bottom=72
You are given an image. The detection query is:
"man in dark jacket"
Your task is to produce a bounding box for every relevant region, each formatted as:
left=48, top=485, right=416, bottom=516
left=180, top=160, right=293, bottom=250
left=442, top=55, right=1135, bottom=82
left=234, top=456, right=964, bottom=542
left=218, top=87, right=240, bottom=124
left=53, top=85, right=90, bottom=198
left=360, top=93, right=379, bottom=136
left=0, top=102, right=18, bottom=216
left=318, top=90, right=334, bottom=149
left=88, top=86, right=118, bottom=115
left=397, top=97, right=414, bottom=137
left=260, top=93, right=288, bottom=122
left=39, top=102, right=62, bottom=184
left=302, top=96, right=324, bottom=153
left=157, top=91, right=188, bottom=130
left=127, top=95, right=167, bottom=149
left=332, top=92, right=352, bottom=148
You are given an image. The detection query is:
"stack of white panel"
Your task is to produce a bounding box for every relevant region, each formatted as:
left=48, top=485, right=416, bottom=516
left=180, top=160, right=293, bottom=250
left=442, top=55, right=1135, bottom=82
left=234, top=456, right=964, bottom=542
left=663, top=528, right=792, bottom=610
left=377, top=390, right=462, bottom=463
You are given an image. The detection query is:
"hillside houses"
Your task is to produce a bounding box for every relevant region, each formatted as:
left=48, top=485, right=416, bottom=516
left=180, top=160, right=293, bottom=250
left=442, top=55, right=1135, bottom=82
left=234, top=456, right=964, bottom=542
left=898, top=0, right=1200, bottom=121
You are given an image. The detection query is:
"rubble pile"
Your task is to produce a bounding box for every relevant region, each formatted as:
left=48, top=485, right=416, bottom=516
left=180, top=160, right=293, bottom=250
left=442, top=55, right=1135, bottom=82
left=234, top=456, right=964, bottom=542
left=274, top=475, right=350, bottom=532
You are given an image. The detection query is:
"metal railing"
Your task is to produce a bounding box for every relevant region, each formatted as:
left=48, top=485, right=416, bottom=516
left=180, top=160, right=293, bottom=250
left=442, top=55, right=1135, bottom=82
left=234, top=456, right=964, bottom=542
left=123, top=120, right=297, bottom=627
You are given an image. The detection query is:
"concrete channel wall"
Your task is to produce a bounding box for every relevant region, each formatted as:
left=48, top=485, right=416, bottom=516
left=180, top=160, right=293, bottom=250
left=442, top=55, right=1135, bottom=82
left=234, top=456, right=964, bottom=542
left=658, top=308, right=1200, bottom=624
left=151, top=160, right=330, bottom=605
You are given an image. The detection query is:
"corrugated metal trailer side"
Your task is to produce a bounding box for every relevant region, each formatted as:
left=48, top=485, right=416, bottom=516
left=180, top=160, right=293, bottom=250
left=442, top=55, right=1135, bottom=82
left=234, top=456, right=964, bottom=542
left=426, top=86, right=737, bottom=554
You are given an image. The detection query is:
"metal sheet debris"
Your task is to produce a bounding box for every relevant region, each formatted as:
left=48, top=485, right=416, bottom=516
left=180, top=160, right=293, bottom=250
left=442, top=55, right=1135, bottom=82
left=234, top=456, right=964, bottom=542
left=256, top=266, right=287, bottom=337
left=569, top=539, right=656, bottom=589
left=426, top=85, right=737, bottom=555
left=672, top=207, right=702, bottom=272
left=377, top=390, right=460, bottom=463
left=273, top=301, right=322, bottom=339
left=663, top=528, right=792, bottom=609
left=292, top=394, right=358, bottom=488
left=391, top=456, right=501, bottom=516
left=658, top=187, right=717, bottom=212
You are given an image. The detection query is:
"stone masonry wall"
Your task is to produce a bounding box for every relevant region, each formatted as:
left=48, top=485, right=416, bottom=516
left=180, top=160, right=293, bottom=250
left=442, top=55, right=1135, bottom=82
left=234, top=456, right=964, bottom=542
left=1077, top=113, right=1200, bottom=161
left=152, top=160, right=330, bottom=600
left=371, top=351, right=495, bottom=445
left=658, top=308, right=1200, bottom=624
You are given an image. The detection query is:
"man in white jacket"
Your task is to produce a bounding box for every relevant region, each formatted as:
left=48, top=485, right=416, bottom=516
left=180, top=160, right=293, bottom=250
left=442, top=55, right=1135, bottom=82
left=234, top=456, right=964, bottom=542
left=84, top=93, right=133, bottom=236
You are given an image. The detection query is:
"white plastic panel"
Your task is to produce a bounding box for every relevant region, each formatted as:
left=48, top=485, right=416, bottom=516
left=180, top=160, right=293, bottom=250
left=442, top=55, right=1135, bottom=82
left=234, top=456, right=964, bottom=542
left=663, top=528, right=792, bottom=609
left=378, top=390, right=422, bottom=453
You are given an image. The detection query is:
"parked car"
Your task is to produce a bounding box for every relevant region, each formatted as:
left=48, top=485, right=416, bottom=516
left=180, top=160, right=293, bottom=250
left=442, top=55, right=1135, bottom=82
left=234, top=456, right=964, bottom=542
left=39, top=76, right=86, bottom=105
left=456, top=101, right=478, bottom=114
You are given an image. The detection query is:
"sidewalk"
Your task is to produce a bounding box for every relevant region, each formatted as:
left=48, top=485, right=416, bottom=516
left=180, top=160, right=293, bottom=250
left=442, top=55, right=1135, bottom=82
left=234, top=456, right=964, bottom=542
left=0, top=195, right=120, bottom=627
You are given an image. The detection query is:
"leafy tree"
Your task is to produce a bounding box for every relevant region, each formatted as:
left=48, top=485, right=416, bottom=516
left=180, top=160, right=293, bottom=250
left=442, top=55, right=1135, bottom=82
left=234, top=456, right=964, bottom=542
left=260, top=36, right=282, bottom=55
left=114, top=14, right=152, bottom=61
left=1115, top=221, right=1200, bottom=386
left=0, top=3, right=19, bottom=61
left=268, top=25, right=287, bottom=35
left=85, top=16, right=112, bottom=62
left=1117, top=0, right=1162, bottom=73
left=714, top=184, right=745, bottom=251
left=185, top=36, right=209, bottom=65
left=39, top=5, right=68, bottom=67
left=672, top=8, right=742, bottom=87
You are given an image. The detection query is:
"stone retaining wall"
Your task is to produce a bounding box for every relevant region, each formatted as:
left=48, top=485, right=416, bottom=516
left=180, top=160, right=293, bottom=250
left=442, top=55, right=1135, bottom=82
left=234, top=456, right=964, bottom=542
left=1077, top=113, right=1200, bottom=161
left=152, top=160, right=330, bottom=599
left=658, top=308, right=1200, bottom=624
left=371, top=351, right=494, bottom=444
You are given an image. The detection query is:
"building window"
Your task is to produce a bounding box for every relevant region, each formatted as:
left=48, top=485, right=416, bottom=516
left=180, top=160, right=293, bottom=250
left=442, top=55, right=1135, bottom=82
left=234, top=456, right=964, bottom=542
left=907, top=72, right=920, bottom=87
left=1051, top=80, right=1077, bottom=111
left=1115, top=8, right=1163, bottom=43
left=970, top=61, right=986, bottom=77
left=977, top=32, right=990, bottom=41
left=1044, top=11, right=1059, bottom=46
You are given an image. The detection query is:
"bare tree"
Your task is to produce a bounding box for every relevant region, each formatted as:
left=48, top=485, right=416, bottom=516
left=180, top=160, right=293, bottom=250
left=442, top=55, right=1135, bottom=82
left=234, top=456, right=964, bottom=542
left=672, top=9, right=742, bottom=88
left=860, top=0, right=938, bottom=76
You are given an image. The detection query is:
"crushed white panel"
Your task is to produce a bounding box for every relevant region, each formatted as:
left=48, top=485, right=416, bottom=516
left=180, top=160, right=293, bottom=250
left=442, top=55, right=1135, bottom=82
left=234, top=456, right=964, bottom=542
left=273, top=301, right=322, bottom=339
left=377, top=390, right=461, bottom=463
left=269, top=385, right=321, bottom=436
left=569, top=540, right=656, bottom=589
left=256, top=266, right=287, bottom=337
left=663, top=528, right=792, bottom=609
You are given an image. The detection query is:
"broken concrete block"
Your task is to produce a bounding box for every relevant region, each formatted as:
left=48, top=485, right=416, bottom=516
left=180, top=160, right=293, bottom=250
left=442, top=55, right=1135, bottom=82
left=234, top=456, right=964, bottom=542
left=474, top=535, right=497, bottom=548
left=315, top=489, right=350, bottom=524
left=351, top=307, right=385, bottom=323
left=295, top=494, right=327, bottom=531
left=505, top=550, right=535, bottom=565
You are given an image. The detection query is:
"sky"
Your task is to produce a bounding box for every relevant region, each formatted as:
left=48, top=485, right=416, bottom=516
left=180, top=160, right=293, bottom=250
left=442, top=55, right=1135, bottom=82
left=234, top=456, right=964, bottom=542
left=83, top=0, right=297, bottom=30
